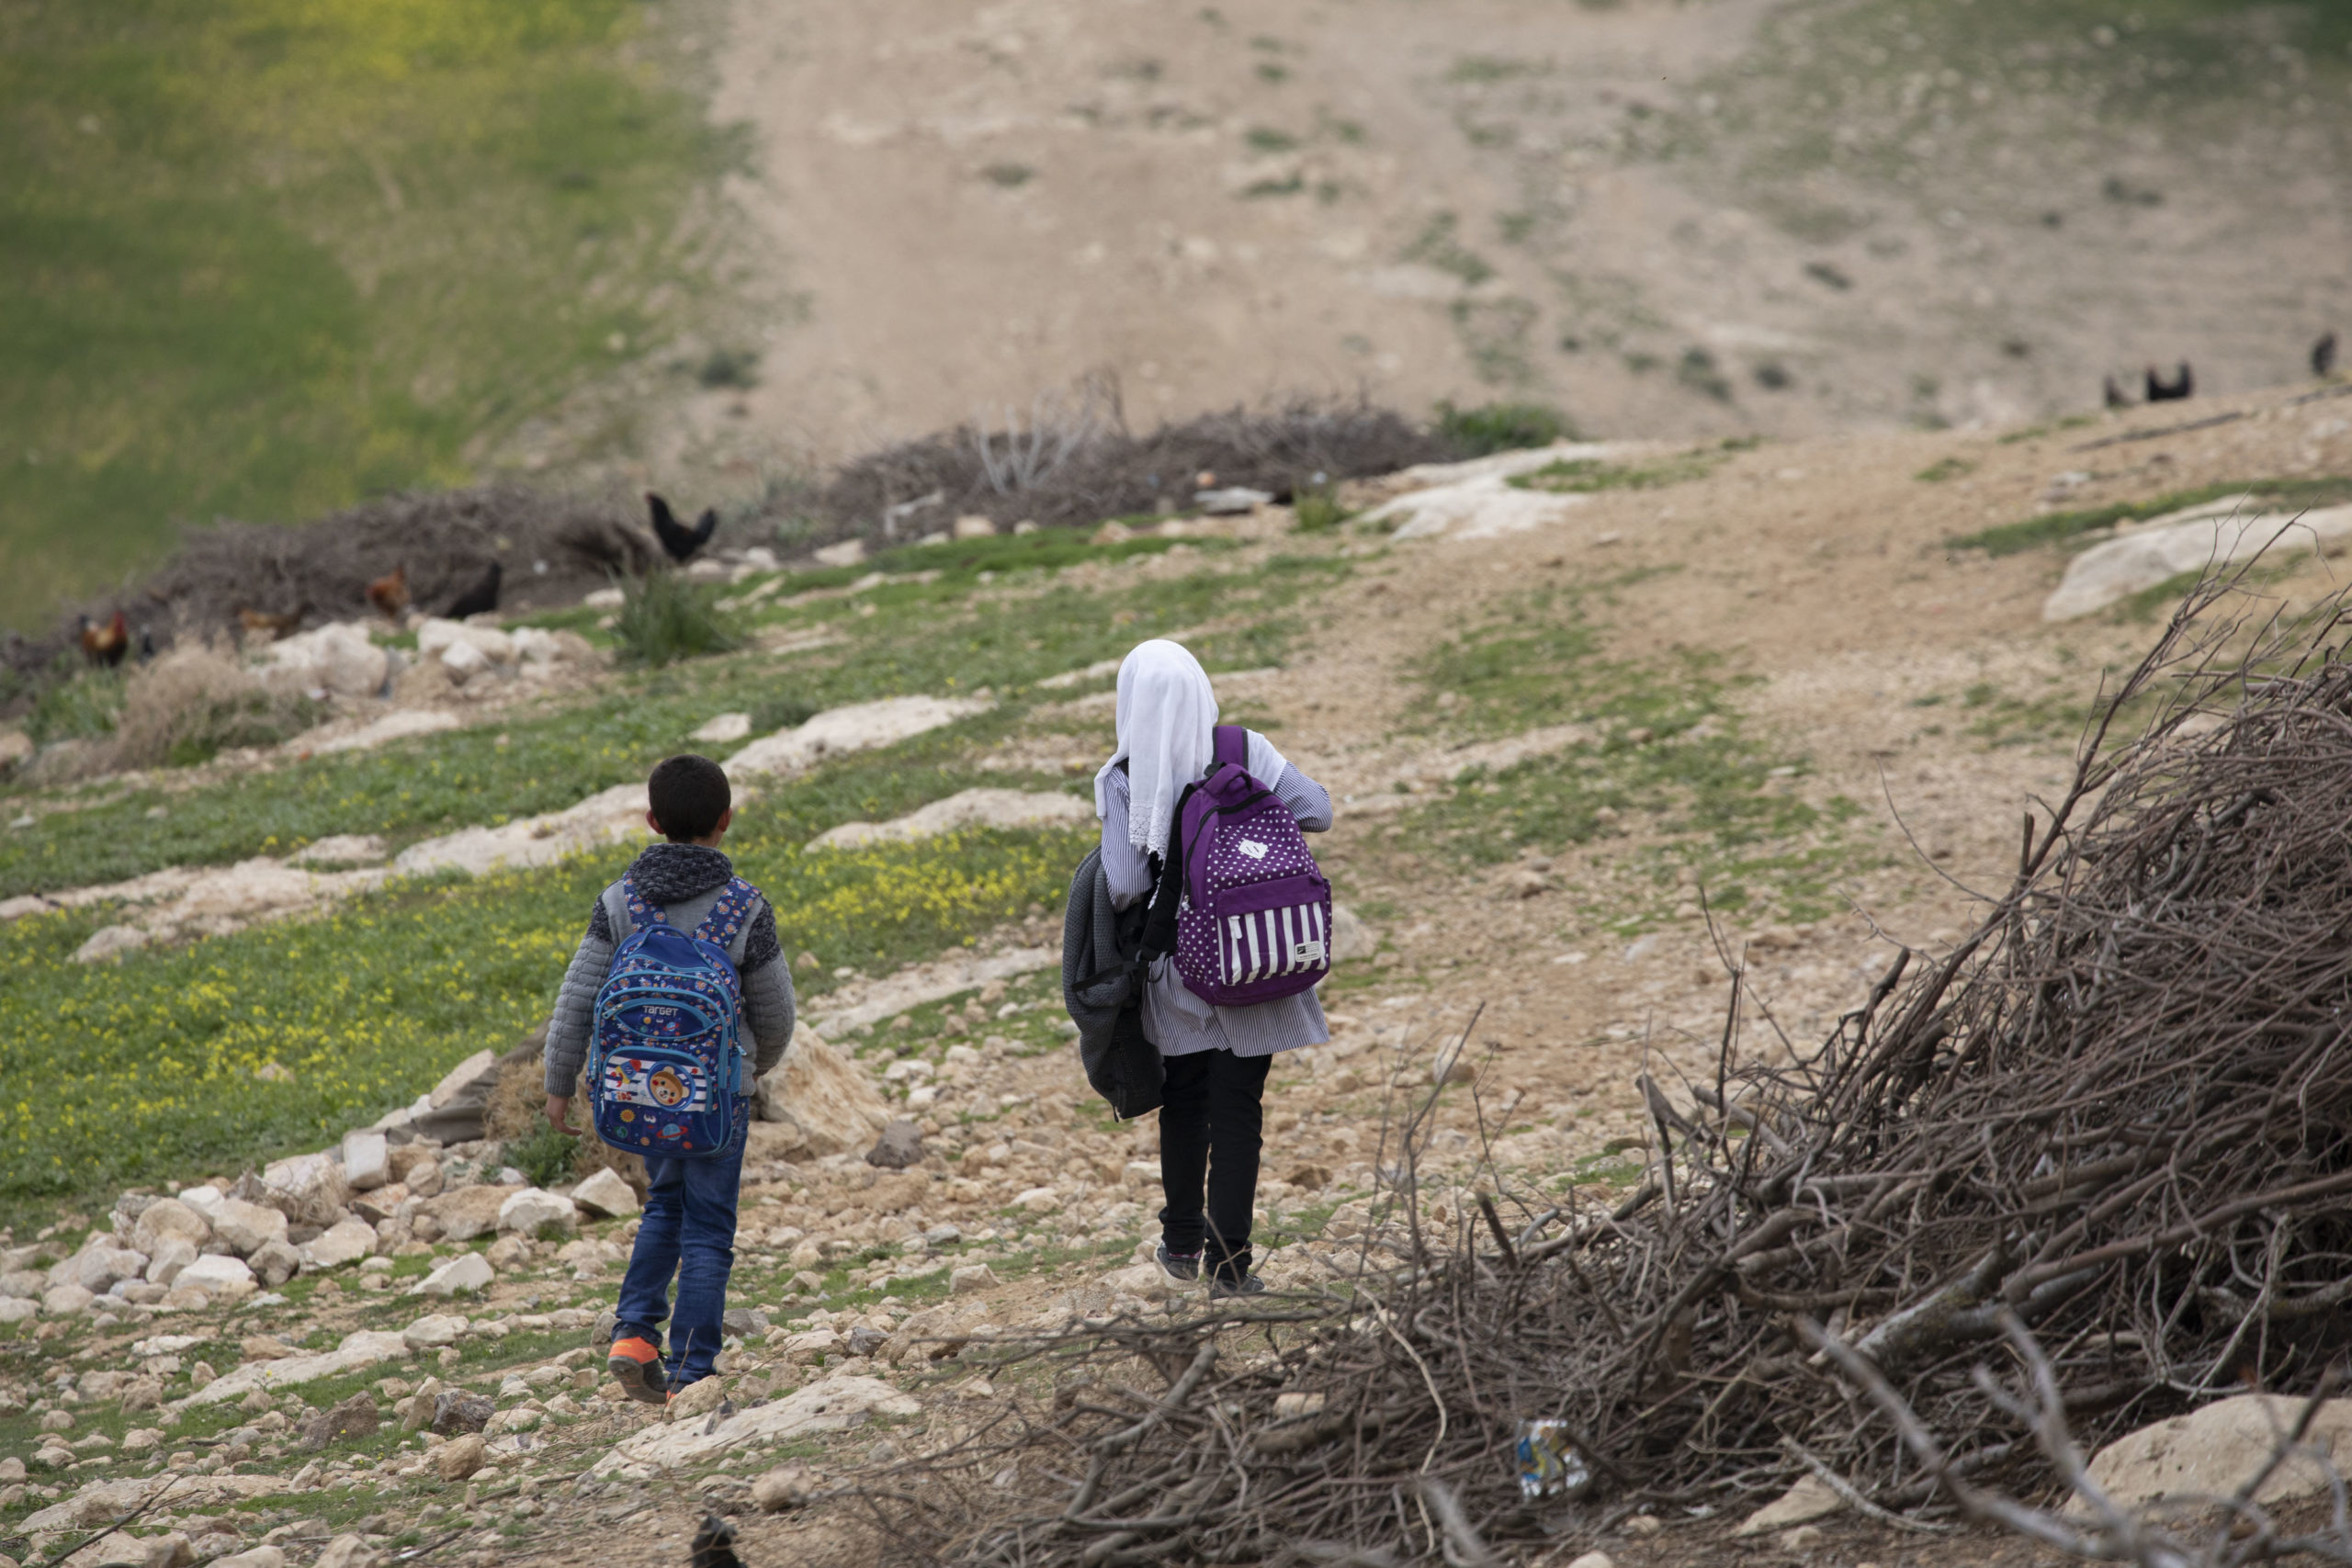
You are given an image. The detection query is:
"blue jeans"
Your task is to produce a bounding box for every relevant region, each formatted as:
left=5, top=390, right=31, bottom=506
left=614, top=1105, right=746, bottom=1387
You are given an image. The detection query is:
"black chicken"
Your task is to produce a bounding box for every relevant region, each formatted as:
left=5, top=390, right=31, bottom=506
left=444, top=561, right=503, bottom=619
left=2145, top=362, right=2194, bottom=401
left=649, top=492, right=718, bottom=564
left=2314, top=333, right=2338, bottom=378
left=689, top=1514, right=744, bottom=1568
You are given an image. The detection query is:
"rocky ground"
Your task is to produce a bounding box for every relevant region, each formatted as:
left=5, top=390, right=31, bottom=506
left=7, top=378, right=2352, bottom=1566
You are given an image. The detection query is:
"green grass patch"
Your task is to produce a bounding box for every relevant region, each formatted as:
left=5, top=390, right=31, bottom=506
left=0, top=0, right=742, bottom=632
left=1915, top=456, right=1977, bottom=482
left=1947, top=478, right=2352, bottom=556
left=1432, top=400, right=1574, bottom=456
left=0, top=543, right=1337, bottom=897
left=0, top=818, right=1086, bottom=1206
left=1509, top=449, right=1722, bottom=494
left=1398, top=588, right=1874, bottom=921
left=612, top=570, right=745, bottom=667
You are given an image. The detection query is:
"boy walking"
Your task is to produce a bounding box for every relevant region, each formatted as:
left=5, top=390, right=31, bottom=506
left=542, top=754, right=796, bottom=1404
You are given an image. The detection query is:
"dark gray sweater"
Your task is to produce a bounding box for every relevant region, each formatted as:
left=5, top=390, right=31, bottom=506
left=544, top=843, right=797, bottom=1097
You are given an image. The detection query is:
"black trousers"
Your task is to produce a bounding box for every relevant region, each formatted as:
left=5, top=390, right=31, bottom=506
left=1157, top=1048, right=1272, bottom=1281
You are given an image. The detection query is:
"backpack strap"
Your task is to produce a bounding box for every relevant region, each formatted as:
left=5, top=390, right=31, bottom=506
left=604, top=881, right=639, bottom=942
left=1211, top=724, right=1248, bottom=773
left=1136, top=784, right=1196, bottom=961
left=690, top=876, right=758, bottom=956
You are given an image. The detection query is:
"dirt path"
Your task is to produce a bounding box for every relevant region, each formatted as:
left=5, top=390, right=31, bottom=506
left=682, top=0, right=2352, bottom=468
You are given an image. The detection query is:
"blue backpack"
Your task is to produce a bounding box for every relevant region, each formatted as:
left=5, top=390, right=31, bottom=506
left=587, top=874, right=759, bottom=1159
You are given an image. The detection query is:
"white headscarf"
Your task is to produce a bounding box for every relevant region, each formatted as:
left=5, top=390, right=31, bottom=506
left=1093, top=639, right=1217, bottom=859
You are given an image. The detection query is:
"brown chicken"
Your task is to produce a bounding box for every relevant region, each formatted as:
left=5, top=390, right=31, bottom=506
left=77, top=611, right=129, bottom=668
left=237, top=608, right=301, bottom=642
left=366, top=565, right=410, bottom=620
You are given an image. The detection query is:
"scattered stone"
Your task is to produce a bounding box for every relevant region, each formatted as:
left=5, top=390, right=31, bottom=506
left=296, top=1393, right=379, bottom=1450
left=41, top=1283, right=95, bottom=1316
left=571, top=1167, right=639, bottom=1219
left=431, top=1432, right=487, bottom=1481
left=951, top=1264, right=999, bottom=1295
left=1012, top=1187, right=1061, bottom=1213
left=314, top=1537, right=380, bottom=1568
left=410, top=1254, right=494, bottom=1298
left=751, top=1031, right=892, bottom=1158
left=241, top=1336, right=299, bottom=1361
left=422, top=1185, right=506, bottom=1243
left=430, top=1391, right=494, bottom=1435
left=1735, top=1473, right=1843, bottom=1535
left=37, top=1410, right=73, bottom=1432
left=287, top=833, right=390, bottom=865
left=2075, top=1393, right=2352, bottom=1513
left=600, top=1376, right=918, bottom=1471
left=411, top=1049, right=503, bottom=1145
left=1196, top=485, right=1273, bottom=514
left=668, top=1378, right=730, bottom=1418
left=145, top=1530, right=196, bottom=1567
left=73, top=924, right=152, bottom=964
left=690, top=712, right=752, bottom=743
left=1778, top=1524, right=1826, bottom=1551
left=300, top=1219, right=377, bottom=1270
left=495, top=1188, right=576, bottom=1235
left=1622, top=1515, right=1663, bottom=1538
left=62, top=1244, right=149, bottom=1294
left=806, top=788, right=1091, bottom=850
left=183, top=1330, right=408, bottom=1407
left=725, top=694, right=992, bottom=778
left=175, top=1255, right=257, bottom=1301
left=212, top=1199, right=289, bottom=1257
left=752, top=1461, right=813, bottom=1511
left=131, top=1199, right=211, bottom=1257
left=248, top=1239, right=301, bottom=1287
left=865, top=1120, right=925, bottom=1169
left=211, top=1550, right=287, bottom=1568
left=341, top=1129, right=390, bottom=1190
left=258, top=1152, right=351, bottom=1226
left=1566, top=1554, right=1616, bottom=1568
left=1329, top=903, right=1378, bottom=962
left=2045, top=503, right=2352, bottom=621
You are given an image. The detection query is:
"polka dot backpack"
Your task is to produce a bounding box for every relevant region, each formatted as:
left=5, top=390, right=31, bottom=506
left=1147, top=725, right=1334, bottom=1007
left=586, top=874, right=757, bottom=1159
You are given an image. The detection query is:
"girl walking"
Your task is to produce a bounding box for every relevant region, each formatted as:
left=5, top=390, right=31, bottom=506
left=1093, top=639, right=1335, bottom=1295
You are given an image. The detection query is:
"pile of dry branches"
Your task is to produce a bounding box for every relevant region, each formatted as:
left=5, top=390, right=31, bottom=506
left=808, top=388, right=1450, bottom=546
left=851, top=577, right=2352, bottom=1565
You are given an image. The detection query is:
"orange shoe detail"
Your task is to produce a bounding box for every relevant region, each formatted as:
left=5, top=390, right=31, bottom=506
left=607, top=1337, right=668, bottom=1405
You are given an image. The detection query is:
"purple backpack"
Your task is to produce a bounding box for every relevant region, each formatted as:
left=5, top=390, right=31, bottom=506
left=1142, top=726, right=1332, bottom=1007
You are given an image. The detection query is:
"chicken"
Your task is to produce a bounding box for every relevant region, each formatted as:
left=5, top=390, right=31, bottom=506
left=237, top=607, right=301, bottom=642
left=77, top=611, right=129, bottom=668
left=366, top=565, right=410, bottom=620
left=444, top=561, right=503, bottom=620
left=2314, top=333, right=2338, bottom=379
left=2103, top=375, right=2132, bottom=410
left=689, top=1515, right=743, bottom=1568
left=2145, top=362, right=2194, bottom=402
left=648, top=492, right=718, bottom=564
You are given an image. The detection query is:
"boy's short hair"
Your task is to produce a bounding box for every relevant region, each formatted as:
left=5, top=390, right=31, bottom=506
left=648, top=754, right=731, bottom=841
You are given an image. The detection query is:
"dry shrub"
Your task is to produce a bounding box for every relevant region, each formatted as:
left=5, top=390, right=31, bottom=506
left=112, top=644, right=313, bottom=770
left=804, top=391, right=1453, bottom=547
left=482, top=1032, right=647, bottom=1195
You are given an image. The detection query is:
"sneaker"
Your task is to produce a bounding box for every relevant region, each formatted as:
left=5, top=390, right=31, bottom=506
left=607, top=1336, right=670, bottom=1405
left=1208, top=1272, right=1266, bottom=1300
left=1155, top=1244, right=1202, bottom=1284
